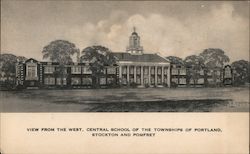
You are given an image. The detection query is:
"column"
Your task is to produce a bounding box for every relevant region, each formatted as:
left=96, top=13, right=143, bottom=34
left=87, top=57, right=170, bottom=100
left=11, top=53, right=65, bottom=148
left=161, top=66, right=164, bottom=85
left=127, top=65, right=130, bottom=85
left=119, top=66, right=122, bottom=80
left=155, top=66, right=157, bottom=86
left=141, top=66, right=143, bottom=85
left=148, top=66, right=151, bottom=86
left=167, top=66, right=171, bottom=87
left=134, top=66, right=136, bottom=83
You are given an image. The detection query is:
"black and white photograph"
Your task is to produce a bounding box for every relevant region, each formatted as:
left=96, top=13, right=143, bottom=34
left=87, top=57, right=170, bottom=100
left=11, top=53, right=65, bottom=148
left=0, top=1, right=249, bottom=154
left=1, top=0, right=249, bottom=112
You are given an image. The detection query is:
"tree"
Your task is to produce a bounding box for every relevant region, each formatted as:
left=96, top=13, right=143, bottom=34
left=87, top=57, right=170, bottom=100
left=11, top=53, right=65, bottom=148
left=0, top=53, right=27, bottom=89
left=231, top=60, right=250, bottom=85
left=184, top=55, right=205, bottom=87
left=42, top=40, right=80, bottom=86
left=17, top=56, right=27, bottom=62
left=199, top=48, right=230, bottom=86
left=200, top=48, right=230, bottom=68
left=166, top=56, right=184, bottom=65
left=0, top=54, right=17, bottom=81
left=80, top=45, right=117, bottom=88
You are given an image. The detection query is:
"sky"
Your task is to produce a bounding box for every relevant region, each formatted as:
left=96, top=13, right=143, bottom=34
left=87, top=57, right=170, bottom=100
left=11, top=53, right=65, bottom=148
left=1, top=1, right=249, bottom=62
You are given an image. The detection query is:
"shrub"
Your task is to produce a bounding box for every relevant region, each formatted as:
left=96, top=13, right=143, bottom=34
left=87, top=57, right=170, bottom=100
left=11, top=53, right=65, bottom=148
left=130, top=82, right=138, bottom=88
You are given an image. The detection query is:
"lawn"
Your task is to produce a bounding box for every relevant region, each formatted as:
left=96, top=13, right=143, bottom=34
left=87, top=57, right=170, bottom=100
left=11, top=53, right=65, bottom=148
left=0, top=87, right=249, bottom=112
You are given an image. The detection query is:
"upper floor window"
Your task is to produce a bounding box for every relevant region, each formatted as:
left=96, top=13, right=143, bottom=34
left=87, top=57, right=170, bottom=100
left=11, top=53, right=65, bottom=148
left=82, top=66, right=92, bottom=74
left=44, top=65, right=55, bottom=74
left=179, top=69, right=186, bottom=75
left=71, top=66, right=81, bottom=74
left=107, top=67, right=116, bottom=74
left=171, top=69, right=178, bottom=75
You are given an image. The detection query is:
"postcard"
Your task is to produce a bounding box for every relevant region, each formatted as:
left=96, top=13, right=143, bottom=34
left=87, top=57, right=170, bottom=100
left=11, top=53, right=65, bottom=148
left=1, top=1, right=249, bottom=154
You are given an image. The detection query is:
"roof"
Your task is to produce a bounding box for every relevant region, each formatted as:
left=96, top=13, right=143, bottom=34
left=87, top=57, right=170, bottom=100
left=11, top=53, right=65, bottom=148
left=113, top=52, right=169, bottom=63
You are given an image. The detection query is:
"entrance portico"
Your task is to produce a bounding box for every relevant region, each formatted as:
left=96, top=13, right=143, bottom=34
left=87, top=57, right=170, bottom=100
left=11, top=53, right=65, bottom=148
left=118, top=61, right=170, bottom=87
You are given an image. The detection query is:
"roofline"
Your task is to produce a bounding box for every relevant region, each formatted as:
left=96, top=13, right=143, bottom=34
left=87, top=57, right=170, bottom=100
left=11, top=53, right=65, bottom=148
left=155, top=53, right=170, bottom=63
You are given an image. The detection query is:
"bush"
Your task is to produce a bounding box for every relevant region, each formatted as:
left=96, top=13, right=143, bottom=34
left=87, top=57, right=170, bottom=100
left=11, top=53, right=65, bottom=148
left=144, top=83, right=150, bottom=88
left=163, top=83, right=168, bottom=87
left=130, top=82, right=138, bottom=88
left=171, top=82, right=178, bottom=88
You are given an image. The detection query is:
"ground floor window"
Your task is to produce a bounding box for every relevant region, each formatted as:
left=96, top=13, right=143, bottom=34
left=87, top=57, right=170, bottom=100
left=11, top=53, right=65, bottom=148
left=136, top=78, right=141, bottom=84
left=171, top=78, right=178, bottom=84
left=129, top=77, right=134, bottom=83
left=157, top=76, right=161, bottom=84
left=107, top=77, right=115, bottom=84
left=44, top=77, right=55, bottom=85
left=100, top=77, right=106, bottom=85
left=82, top=78, right=92, bottom=85
left=179, top=78, right=186, bottom=84
left=150, top=78, right=155, bottom=84
left=164, top=76, right=168, bottom=83
left=71, top=77, right=81, bottom=85
left=122, top=77, right=127, bottom=84
left=56, top=78, right=67, bottom=85
left=197, top=78, right=204, bottom=84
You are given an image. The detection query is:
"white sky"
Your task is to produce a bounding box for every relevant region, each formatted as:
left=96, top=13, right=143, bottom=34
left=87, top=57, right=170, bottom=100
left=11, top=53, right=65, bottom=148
left=1, top=1, right=249, bottom=62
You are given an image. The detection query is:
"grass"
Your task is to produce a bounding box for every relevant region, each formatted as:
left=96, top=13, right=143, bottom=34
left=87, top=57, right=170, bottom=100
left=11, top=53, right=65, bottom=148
left=0, top=87, right=249, bottom=112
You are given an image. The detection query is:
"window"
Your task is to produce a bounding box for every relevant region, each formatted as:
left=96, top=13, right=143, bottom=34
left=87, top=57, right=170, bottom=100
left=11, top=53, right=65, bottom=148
left=82, top=66, right=92, bottom=74
left=136, top=78, right=141, bottom=84
left=71, top=77, right=81, bottom=85
left=151, top=68, right=155, bottom=74
left=122, top=77, right=127, bottom=84
left=107, top=77, right=115, bottom=84
left=164, top=76, right=168, bottom=83
left=56, top=78, right=67, bottom=85
left=122, top=67, right=127, bottom=74
left=129, top=67, right=134, bottom=74
left=216, top=70, right=221, bottom=76
left=179, top=78, right=186, bottom=84
left=44, top=66, right=55, bottom=74
left=26, top=63, right=37, bottom=80
left=197, top=78, right=204, bottom=84
left=171, top=78, right=178, bottom=84
left=171, top=69, right=178, bottom=75
left=71, top=66, right=81, bottom=74
left=179, top=69, right=186, bottom=75
left=150, top=78, right=155, bottom=84
left=27, top=66, right=36, bottom=78
left=107, top=67, right=116, bottom=74
left=224, top=67, right=232, bottom=78
left=82, top=78, right=92, bottom=85
left=44, top=77, right=55, bottom=85
left=200, top=70, right=204, bottom=75
left=207, top=70, right=212, bottom=76
left=164, top=67, right=168, bottom=75
left=100, top=78, right=106, bottom=85
left=157, top=68, right=162, bottom=75
left=157, top=76, right=161, bottom=84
